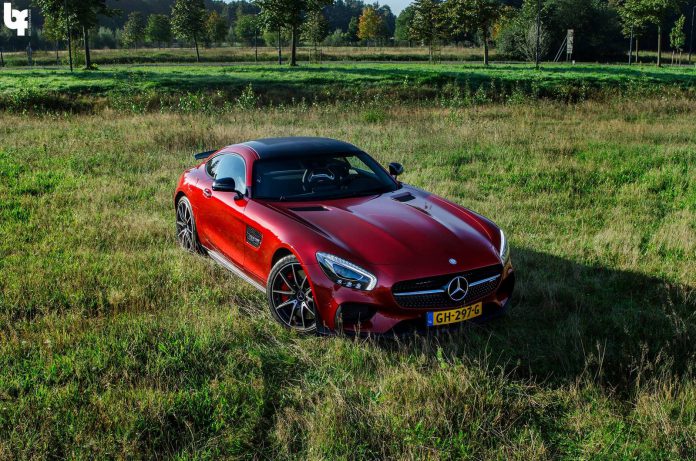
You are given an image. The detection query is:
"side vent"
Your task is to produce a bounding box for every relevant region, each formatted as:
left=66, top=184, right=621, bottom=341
left=392, top=192, right=415, bottom=202
left=246, top=225, right=262, bottom=248
left=288, top=206, right=328, bottom=212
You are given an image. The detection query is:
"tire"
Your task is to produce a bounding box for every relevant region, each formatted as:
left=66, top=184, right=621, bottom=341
left=267, top=255, right=317, bottom=333
left=175, top=196, right=203, bottom=254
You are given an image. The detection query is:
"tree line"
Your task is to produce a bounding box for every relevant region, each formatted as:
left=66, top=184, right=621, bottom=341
left=397, top=0, right=691, bottom=65
left=0, top=0, right=691, bottom=67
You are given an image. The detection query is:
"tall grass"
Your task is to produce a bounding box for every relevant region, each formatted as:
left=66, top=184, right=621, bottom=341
left=1, top=45, right=498, bottom=67
left=0, top=96, right=694, bottom=459
left=0, top=63, right=694, bottom=113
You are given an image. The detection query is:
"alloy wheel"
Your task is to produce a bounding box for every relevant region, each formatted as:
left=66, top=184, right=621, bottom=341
left=270, top=262, right=316, bottom=332
left=176, top=199, right=197, bottom=252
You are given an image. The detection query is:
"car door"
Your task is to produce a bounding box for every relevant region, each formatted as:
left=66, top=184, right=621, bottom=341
left=200, top=153, right=249, bottom=266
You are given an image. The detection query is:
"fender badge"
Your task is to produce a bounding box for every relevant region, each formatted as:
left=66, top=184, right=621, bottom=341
left=449, top=258, right=457, bottom=265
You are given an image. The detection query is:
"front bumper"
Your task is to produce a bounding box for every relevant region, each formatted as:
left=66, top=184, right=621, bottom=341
left=305, top=260, right=516, bottom=335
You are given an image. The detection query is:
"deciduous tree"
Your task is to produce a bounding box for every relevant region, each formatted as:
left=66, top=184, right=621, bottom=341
left=254, top=0, right=333, bottom=66
left=235, top=14, right=260, bottom=45
left=206, top=11, right=229, bottom=46
left=669, top=14, right=685, bottom=62
left=122, top=12, right=146, bottom=50
left=146, top=14, right=173, bottom=48
left=347, top=16, right=359, bottom=42
left=395, top=5, right=416, bottom=43
left=171, top=0, right=206, bottom=62
left=410, top=0, right=446, bottom=61
left=617, top=0, right=682, bottom=66
left=302, top=9, right=329, bottom=54
left=445, top=0, right=502, bottom=65
left=35, top=0, right=114, bottom=69
left=357, top=6, right=382, bottom=43
left=42, top=15, right=63, bottom=64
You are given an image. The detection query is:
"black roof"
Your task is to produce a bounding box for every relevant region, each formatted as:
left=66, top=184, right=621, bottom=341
left=242, top=137, right=363, bottom=159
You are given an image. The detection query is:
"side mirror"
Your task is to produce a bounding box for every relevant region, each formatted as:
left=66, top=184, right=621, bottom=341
left=388, top=162, right=404, bottom=177
left=212, top=177, right=243, bottom=199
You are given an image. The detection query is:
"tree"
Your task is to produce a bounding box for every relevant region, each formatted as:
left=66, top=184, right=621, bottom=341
left=445, top=0, right=502, bottom=65
left=206, top=11, right=229, bottom=45
left=235, top=14, right=260, bottom=45
left=358, top=6, right=383, bottom=43
left=522, top=21, right=550, bottom=61
left=35, top=0, right=114, bottom=69
left=619, top=0, right=682, bottom=66
left=616, top=0, right=649, bottom=62
left=302, top=9, right=329, bottom=57
left=171, top=0, right=206, bottom=62
left=347, top=16, right=359, bottom=42
left=42, top=15, right=63, bottom=64
left=376, top=5, right=396, bottom=40
left=122, top=12, right=146, bottom=49
left=395, top=5, right=416, bottom=43
left=146, top=14, right=173, bottom=48
left=410, top=0, right=446, bottom=61
left=254, top=0, right=333, bottom=66
left=324, top=0, right=364, bottom=33
left=669, top=14, right=685, bottom=62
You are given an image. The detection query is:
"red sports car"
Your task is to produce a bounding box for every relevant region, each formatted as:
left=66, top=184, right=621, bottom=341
left=175, top=137, right=514, bottom=335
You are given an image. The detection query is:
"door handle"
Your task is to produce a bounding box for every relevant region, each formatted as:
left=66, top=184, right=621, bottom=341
left=203, top=188, right=212, bottom=198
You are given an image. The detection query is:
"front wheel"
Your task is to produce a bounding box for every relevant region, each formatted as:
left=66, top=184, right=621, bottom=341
left=267, top=255, right=317, bottom=333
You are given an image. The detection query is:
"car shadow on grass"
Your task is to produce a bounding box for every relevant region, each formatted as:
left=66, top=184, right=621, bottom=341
left=393, top=247, right=695, bottom=391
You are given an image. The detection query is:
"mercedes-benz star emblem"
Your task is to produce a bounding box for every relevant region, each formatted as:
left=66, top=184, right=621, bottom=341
left=446, top=276, right=469, bottom=302
left=449, top=258, right=457, bottom=265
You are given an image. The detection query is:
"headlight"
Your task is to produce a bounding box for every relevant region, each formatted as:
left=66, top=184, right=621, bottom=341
left=316, top=252, right=377, bottom=291
left=499, top=229, right=510, bottom=263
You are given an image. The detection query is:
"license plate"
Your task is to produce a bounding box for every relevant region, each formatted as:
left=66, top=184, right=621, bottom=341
left=426, top=302, right=483, bottom=326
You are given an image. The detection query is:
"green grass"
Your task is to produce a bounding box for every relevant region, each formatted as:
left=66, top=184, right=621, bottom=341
left=0, top=45, right=500, bottom=67
left=0, top=95, right=694, bottom=458
left=0, top=62, right=694, bottom=112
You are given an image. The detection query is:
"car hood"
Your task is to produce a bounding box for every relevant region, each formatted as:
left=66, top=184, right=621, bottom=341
left=268, top=187, right=502, bottom=268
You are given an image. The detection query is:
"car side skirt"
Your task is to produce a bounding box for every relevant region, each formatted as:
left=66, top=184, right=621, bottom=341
left=205, top=247, right=266, bottom=292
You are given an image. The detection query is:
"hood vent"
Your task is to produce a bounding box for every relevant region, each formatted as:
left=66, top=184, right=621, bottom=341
left=288, top=206, right=328, bottom=212
left=392, top=192, right=415, bottom=203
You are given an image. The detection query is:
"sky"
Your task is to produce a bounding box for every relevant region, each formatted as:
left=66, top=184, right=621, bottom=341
left=384, top=0, right=409, bottom=14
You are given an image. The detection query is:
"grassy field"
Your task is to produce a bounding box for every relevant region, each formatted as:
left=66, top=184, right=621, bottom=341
left=0, top=62, right=694, bottom=113
left=3, top=45, right=496, bottom=67
left=0, top=90, right=694, bottom=458
left=2, top=45, right=675, bottom=67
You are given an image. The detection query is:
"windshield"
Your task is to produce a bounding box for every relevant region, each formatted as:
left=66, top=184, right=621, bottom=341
left=252, top=152, right=398, bottom=201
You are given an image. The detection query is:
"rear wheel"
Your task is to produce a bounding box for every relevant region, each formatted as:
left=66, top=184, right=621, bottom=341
left=267, top=255, right=317, bottom=333
left=176, top=196, right=202, bottom=254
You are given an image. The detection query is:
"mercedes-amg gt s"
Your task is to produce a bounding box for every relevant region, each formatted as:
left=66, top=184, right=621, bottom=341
left=175, top=137, right=514, bottom=335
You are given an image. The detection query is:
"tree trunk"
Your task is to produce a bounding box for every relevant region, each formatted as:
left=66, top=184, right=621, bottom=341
left=194, top=35, right=200, bottom=62
left=290, top=26, right=297, bottom=66
left=278, top=29, right=282, bottom=65
left=483, top=31, right=489, bottom=66
left=83, top=27, right=92, bottom=69
left=55, top=41, right=59, bottom=65
left=657, top=25, right=661, bottom=67
left=636, top=39, right=639, bottom=62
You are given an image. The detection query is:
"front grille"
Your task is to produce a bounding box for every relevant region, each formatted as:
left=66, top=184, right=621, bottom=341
left=392, top=264, right=502, bottom=309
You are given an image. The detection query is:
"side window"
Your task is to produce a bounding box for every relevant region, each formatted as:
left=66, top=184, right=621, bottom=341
left=212, top=154, right=246, bottom=193
left=206, top=155, right=221, bottom=177
left=346, top=155, right=377, bottom=178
